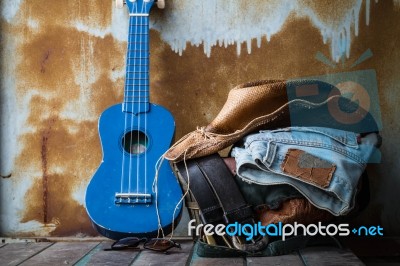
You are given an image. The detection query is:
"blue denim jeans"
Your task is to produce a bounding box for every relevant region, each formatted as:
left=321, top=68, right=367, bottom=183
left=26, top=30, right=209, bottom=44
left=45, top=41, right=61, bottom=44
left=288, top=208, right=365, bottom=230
left=232, top=127, right=379, bottom=216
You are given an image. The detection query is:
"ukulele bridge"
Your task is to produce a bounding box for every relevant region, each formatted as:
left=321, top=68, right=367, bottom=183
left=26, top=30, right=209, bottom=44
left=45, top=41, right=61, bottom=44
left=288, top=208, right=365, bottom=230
left=115, top=193, right=152, bottom=204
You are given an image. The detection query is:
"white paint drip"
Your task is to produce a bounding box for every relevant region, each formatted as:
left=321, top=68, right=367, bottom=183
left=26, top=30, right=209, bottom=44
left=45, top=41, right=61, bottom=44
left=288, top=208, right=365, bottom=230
left=71, top=0, right=376, bottom=62
left=299, top=0, right=363, bottom=62
left=152, top=0, right=376, bottom=61
left=152, top=0, right=294, bottom=57
left=73, top=4, right=129, bottom=42
left=73, top=21, right=110, bottom=39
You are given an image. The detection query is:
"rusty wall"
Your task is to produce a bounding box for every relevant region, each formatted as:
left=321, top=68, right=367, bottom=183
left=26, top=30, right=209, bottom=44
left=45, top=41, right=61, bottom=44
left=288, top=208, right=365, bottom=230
left=1, top=0, right=399, bottom=237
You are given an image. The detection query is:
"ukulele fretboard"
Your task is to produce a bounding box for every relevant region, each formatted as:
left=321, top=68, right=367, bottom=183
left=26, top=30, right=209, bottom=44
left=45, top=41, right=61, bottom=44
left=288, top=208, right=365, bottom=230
left=123, top=16, right=150, bottom=114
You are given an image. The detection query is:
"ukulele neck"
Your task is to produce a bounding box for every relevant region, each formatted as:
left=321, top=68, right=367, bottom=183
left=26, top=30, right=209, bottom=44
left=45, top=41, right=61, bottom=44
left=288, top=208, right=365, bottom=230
left=123, top=15, right=150, bottom=114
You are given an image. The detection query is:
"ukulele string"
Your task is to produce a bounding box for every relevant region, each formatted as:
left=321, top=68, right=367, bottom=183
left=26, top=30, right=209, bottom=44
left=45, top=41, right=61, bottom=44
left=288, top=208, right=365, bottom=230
left=128, top=11, right=139, bottom=196
left=142, top=8, right=148, bottom=202
left=133, top=3, right=147, bottom=201
left=136, top=10, right=141, bottom=200
left=139, top=3, right=147, bottom=202
left=135, top=3, right=146, bottom=200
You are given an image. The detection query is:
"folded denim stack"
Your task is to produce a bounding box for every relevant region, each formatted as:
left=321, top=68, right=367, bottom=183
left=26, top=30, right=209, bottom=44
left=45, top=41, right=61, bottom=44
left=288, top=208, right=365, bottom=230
left=231, top=126, right=380, bottom=219
left=168, top=79, right=381, bottom=255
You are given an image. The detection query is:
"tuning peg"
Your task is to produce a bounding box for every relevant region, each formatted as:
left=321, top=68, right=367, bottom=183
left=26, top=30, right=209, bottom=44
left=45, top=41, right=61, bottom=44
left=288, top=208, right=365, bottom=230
left=115, top=0, right=125, bottom=9
left=156, top=0, right=165, bottom=9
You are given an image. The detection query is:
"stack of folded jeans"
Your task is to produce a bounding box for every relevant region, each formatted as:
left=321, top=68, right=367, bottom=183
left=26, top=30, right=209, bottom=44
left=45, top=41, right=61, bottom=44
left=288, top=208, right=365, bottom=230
left=231, top=126, right=380, bottom=224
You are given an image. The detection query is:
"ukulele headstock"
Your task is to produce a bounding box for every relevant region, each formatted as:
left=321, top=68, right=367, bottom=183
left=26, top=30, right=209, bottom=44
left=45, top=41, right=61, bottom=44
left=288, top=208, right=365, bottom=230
left=115, top=0, right=165, bottom=13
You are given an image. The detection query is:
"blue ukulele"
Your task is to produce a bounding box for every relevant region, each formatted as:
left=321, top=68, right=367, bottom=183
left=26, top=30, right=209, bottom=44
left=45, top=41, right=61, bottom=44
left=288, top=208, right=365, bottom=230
left=85, top=0, right=182, bottom=240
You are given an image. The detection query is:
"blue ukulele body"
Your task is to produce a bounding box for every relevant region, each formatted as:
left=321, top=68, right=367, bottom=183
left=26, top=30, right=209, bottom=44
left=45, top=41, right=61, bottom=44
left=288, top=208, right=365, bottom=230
left=86, top=103, right=182, bottom=239
left=85, top=0, right=182, bottom=240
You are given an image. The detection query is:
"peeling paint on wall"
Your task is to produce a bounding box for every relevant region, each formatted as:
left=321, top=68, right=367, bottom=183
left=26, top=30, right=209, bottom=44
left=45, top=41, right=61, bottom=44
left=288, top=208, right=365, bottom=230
left=153, top=0, right=376, bottom=61
left=0, top=25, right=18, bottom=179
left=0, top=0, right=124, bottom=236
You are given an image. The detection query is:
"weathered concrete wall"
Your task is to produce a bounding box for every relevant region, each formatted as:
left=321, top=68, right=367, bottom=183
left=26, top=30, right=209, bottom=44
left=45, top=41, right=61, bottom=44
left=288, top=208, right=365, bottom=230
left=1, top=0, right=399, bottom=237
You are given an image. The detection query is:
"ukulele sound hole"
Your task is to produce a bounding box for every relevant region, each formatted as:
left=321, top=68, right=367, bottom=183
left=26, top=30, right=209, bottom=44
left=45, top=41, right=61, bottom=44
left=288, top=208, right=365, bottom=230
left=122, top=130, right=148, bottom=155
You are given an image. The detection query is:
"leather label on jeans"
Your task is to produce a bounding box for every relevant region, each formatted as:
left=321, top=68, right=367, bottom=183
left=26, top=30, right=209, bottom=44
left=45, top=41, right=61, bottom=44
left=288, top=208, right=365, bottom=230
left=281, top=149, right=336, bottom=188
